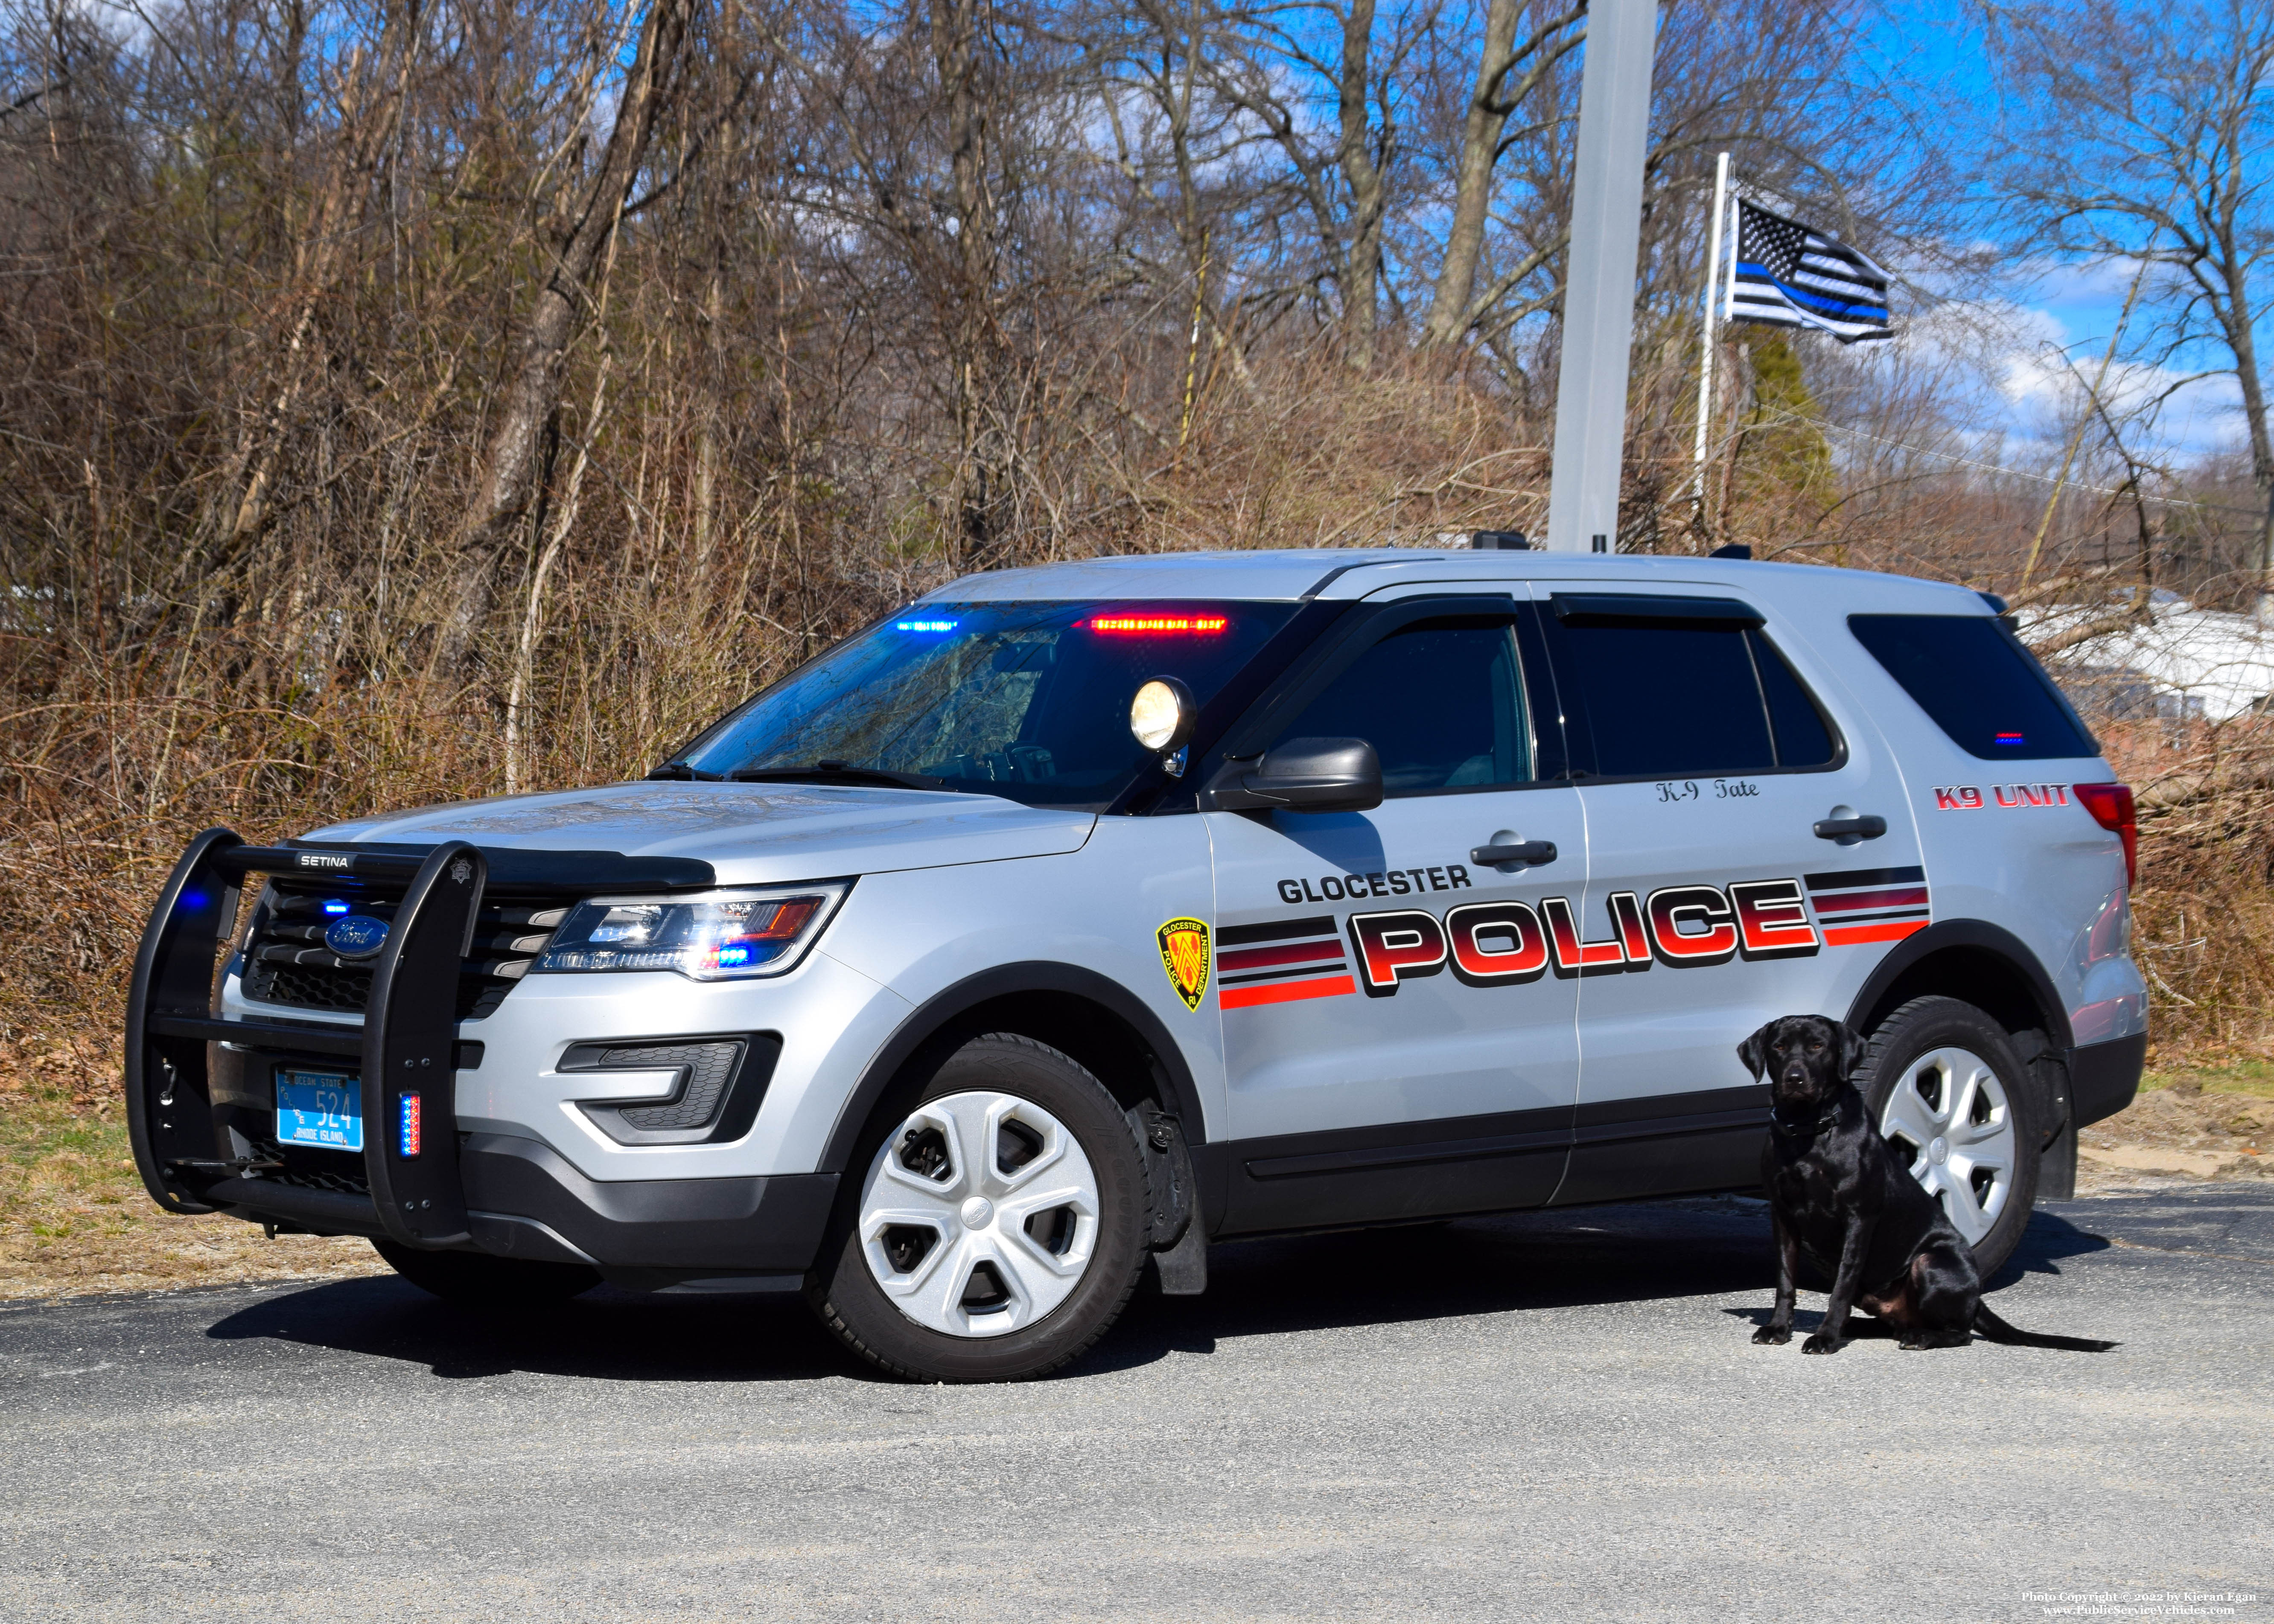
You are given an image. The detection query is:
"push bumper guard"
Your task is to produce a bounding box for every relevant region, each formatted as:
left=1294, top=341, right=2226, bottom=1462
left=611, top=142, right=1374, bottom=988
left=128, top=829, right=493, bottom=1248
left=125, top=828, right=837, bottom=1278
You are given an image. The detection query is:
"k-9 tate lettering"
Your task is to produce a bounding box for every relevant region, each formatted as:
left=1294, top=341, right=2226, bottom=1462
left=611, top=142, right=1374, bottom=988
left=1656, top=778, right=1761, bottom=803
left=1277, top=866, right=1474, bottom=904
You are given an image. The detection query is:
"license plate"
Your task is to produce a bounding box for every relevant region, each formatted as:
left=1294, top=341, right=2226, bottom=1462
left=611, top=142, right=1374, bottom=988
left=276, top=1070, right=363, bottom=1152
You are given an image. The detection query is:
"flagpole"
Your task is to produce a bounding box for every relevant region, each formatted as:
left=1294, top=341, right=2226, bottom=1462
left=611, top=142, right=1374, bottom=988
left=1691, top=152, right=1731, bottom=518
left=1724, top=181, right=1744, bottom=321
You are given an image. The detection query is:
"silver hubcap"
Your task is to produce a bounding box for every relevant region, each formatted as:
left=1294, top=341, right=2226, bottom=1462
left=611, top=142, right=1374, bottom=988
left=858, top=1091, right=1101, bottom=1339
left=1878, top=1045, right=2016, bottom=1246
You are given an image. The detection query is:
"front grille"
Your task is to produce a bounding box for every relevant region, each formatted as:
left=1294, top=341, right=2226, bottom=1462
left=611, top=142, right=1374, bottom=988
left=252, top=961, right=370, bottom=1013
left=237, top=882, right=568, bottom=1021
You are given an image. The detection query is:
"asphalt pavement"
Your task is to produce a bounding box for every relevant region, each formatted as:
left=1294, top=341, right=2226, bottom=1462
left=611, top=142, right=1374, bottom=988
left=2, top=1186, right=2268, bottom=1622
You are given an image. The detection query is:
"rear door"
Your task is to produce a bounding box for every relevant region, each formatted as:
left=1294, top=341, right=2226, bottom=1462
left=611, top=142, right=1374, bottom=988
left=1204, top=593, right=1584, bottom=1233
left=1537, top=588, right=1927, bottom=1203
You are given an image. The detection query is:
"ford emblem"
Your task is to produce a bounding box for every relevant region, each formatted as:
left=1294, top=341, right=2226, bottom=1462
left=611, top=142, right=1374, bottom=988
left=324, top=915, right=390, bottom=960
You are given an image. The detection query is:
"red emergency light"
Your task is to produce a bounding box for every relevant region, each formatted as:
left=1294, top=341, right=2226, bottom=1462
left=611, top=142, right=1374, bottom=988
left=1085, top=615, right=1228, bottom=634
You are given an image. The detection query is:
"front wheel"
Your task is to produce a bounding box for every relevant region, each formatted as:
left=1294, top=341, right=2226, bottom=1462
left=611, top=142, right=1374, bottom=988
left=808, top=1033, right=1149, bottom=1382
left=1855, top=996, right=2040, bottom=1279
left=371, top=1239, right=601, bottom=1306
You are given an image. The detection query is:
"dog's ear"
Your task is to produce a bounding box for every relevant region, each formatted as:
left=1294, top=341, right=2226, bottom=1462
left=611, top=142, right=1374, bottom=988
left=1737, top=1019, right=1776, bottom=1081
left=1831, top=1019, right=1868, bottom=1080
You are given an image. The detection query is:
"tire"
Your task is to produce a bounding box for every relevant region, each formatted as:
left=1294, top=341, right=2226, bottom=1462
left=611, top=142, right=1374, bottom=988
left=807, top=1033, right=1150, bottom=1382
left=1854, top=996, right=2040, bottom=1279
left=371, top=1238, right=601, bottom=1306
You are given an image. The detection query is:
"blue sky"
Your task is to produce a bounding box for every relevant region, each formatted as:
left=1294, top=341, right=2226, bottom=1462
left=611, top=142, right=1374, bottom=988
left=1837, top=0, right=2251, bottom=469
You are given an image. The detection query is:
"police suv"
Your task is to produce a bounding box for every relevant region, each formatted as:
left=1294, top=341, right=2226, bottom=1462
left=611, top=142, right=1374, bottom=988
left=127, top=547, right=2146, bottom=1381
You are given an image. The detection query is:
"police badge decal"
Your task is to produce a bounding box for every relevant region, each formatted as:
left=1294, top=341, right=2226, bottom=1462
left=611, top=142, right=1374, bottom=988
left=1156, top=917, right=1212, bottom=1011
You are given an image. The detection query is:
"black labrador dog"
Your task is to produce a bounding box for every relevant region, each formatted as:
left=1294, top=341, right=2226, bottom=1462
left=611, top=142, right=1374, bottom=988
left=1738, top=1013, right=2114, bottom=1354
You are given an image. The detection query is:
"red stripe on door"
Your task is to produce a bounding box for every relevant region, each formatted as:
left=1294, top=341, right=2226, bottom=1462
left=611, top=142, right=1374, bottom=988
left=1218, top=940, right=1345, bottom=973
left=1822, top=919, right=1929, bottom=946
left=1219, top=974, right=1358, bottom=1010
left=1810, top=886, right=1929, bottom=914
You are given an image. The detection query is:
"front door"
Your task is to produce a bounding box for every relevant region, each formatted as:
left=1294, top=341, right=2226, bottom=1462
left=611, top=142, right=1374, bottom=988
left=1535, top=586, right=1927, bottom=1202
left=1204, top=595, right=1586, bottom=1233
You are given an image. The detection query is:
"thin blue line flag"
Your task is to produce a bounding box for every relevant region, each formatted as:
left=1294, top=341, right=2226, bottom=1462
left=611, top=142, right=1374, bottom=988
left=1729, top=198, right=1892, bottom=343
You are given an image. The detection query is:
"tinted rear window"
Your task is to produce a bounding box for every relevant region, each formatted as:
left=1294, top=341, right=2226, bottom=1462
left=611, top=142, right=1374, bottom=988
left=1551, top=622, right=1837, bottom=777
left=1848, top=614, right=2096, bottom=760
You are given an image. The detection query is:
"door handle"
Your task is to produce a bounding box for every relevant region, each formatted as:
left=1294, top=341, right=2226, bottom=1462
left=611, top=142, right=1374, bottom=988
left=1471, top=839, right=1558, bottom=867
left=1813, top=815, right=1887, bottom=841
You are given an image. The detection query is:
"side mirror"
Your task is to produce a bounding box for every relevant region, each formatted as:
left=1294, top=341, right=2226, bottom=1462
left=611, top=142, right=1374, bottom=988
left=1207, top=736, right=1383, bottom=813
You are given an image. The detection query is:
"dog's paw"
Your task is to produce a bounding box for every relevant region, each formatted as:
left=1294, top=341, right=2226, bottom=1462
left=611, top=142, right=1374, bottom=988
left=1752, top=1324, right=1792, bottom=1345
left=1801, top=1331, right=1844, bottom=1355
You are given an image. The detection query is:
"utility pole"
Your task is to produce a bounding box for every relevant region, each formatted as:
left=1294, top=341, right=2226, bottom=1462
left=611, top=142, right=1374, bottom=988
left=1542, top=0, right=1658, bottom=553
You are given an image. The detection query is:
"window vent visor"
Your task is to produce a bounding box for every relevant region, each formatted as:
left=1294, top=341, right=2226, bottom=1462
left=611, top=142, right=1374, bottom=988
left=1550, top=593, right=1765, bottom=629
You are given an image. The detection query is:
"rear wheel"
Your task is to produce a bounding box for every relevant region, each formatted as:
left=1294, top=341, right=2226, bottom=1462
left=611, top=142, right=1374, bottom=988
left=808, top=1033, right=1149, bottom=1382
left=1855, top=997, right=2040, bottom=1278
left=371, top=1239, right=601, bottom=1306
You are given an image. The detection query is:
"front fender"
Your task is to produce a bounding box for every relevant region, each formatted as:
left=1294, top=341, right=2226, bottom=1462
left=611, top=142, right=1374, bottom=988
left=815, top=959, right=1210, bottom=1174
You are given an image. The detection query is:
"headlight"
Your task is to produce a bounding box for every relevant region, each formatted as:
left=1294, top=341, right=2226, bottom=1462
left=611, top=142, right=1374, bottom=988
left=532, top=882, right=849, bottom=981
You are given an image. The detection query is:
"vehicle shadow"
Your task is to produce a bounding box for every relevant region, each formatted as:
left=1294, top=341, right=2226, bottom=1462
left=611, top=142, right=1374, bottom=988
left=1083, top=1199, right=2113, bottom=1375
left=205, top=1277, right=850, bottom=1384
left=1085, top=1197, right=1778, bottom=1375
left=200, top=1200, right=2115, bottom=1385
left=1991, top=1203, right=2115, bottom=1286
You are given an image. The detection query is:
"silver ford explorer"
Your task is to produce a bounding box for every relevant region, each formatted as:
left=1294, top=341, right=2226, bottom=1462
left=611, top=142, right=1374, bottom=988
left=126, top=546, right=2147, bottom=1381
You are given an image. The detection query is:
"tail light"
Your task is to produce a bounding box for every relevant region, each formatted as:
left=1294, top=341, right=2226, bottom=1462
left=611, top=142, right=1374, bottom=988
left=2074, top=782, right=2137, bottom=888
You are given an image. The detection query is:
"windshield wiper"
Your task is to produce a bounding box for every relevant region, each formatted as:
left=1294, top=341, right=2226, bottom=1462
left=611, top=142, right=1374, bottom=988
left=725, top=762, right=954, bottom=793
left=646, top=761, right=721, bottom=781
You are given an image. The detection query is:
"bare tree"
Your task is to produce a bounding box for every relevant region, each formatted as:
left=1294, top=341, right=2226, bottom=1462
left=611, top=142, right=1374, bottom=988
left=1208, top=0, right=1435, bottom=368
left=1989, top=0, right=2274, bottom=579
left=438, top=0, right=695, bottom=671
left=1419, top=0, right=1580, bottom=348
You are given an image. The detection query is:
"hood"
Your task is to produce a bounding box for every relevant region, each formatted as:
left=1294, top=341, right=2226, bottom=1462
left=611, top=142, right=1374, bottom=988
left=301, top=781, right=1096, bottom=885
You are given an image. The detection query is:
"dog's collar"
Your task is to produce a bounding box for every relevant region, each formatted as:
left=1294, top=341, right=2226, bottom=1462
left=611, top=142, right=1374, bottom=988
left=1770, top=1100, right=1845, bottom=1137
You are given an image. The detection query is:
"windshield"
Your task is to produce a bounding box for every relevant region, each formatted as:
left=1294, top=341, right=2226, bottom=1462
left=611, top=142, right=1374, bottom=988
left=677, top=601, right=1300, bottom=809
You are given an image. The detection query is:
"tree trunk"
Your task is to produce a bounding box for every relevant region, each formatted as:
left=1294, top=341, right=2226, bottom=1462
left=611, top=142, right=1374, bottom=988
left=1336, top=0, right=1383, bottom=370
left=199, top=10, right=419, bottom=586
left=933, top=0, right=1005, bottom=563
left=1422, top=0, right=1520, bottom=349
left=2221, top=271, right=2274, bottom=582
left=1421, top=0, right=1582, bottom=349
left=436, top=0, right=691, bottom=673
